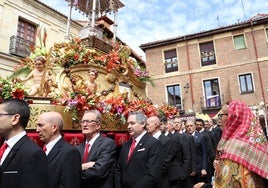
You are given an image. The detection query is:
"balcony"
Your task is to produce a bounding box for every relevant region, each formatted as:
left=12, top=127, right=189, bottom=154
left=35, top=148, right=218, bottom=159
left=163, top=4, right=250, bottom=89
left=201, top=94, right=225, bottom=112
left=9, top=36, right=35, bottom=57
left=165, top=60, right=178, bottom=73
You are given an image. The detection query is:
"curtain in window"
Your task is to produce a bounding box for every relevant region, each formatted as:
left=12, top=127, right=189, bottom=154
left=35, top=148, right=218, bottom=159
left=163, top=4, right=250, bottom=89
left=234, top=35, right=246, bottom=49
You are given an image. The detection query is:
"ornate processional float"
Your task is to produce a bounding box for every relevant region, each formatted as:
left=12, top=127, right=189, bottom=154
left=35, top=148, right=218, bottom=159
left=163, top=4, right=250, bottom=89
left=0, top=0, right=178, bottom=132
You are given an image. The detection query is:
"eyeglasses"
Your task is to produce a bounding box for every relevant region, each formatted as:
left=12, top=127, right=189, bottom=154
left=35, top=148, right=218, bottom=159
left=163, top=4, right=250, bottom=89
left=218, top=113, right=228, bottom=119
left=0, top=113, right=15, bottom=116
left=80, top=120, right=98, bottom=124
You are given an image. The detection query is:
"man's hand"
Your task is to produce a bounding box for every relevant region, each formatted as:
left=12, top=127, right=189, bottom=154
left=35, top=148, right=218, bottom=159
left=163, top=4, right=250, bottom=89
left=82, top=161, right=95, bottom=170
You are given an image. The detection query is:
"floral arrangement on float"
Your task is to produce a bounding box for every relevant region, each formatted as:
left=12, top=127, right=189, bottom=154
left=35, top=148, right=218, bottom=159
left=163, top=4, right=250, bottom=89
left=2, top=31, right=178, bottom=128
left=0, top=77, right=27, bottom=102
left=158, top=103, right=179, bottom=119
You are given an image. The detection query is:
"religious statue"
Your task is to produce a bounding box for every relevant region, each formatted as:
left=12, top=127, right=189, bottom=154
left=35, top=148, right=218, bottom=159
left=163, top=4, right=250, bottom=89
left=18, top=56, right=57, bottom=97
left=85, top=69, right=98, bottom=95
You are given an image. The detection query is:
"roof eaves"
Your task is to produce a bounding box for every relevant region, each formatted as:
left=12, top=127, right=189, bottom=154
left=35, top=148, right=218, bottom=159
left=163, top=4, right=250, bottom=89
left=140, top=16, right=268, bottom=51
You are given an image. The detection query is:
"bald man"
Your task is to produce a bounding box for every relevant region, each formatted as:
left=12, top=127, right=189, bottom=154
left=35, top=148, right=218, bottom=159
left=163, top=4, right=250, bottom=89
left=36, top=111, right=81, bottom=188
left=147, top=116, right=173, bottom=188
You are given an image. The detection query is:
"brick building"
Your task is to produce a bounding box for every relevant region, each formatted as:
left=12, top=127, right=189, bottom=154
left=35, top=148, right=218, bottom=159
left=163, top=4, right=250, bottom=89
left=140, top=14, right=268, bottom=116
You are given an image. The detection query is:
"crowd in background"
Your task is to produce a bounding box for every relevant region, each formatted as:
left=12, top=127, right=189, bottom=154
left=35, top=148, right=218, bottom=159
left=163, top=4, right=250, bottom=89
left=0, top=98, right=267, bottom=188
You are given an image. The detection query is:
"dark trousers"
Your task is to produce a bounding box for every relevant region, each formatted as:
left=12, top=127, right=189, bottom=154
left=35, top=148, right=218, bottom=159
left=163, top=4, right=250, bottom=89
left=192, top=172, right=209, bottom=185
left=169, top=177, right=193, bottom=188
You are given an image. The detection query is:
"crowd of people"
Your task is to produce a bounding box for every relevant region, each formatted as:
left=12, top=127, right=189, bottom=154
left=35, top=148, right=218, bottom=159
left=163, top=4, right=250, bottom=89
left=0, top=98, right=267, bottom=188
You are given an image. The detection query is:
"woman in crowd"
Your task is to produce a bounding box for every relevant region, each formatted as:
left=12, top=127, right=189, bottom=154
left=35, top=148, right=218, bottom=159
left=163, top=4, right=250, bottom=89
left=194, top=100, right=268, bottom=188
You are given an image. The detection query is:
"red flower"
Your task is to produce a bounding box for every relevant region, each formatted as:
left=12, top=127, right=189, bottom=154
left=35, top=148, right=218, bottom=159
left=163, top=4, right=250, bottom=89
left=11, top=88, right=25, bottom=100
left=73, top=53, right=80, bottom=61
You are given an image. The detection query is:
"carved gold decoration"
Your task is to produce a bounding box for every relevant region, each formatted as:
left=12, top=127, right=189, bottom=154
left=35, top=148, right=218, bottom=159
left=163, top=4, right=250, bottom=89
left=27, top=104, right=77, bottom=130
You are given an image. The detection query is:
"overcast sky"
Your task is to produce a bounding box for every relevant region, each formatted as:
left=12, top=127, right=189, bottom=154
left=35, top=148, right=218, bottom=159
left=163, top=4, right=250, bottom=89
left=39, top=0, right=268, bottom=59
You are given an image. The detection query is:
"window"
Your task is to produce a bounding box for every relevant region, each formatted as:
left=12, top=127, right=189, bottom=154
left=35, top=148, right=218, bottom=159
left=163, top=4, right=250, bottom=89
left=203, top=79, right=221, bottom=107
left=266, top=28, right=268, bottom=41
left=166, top=84, right=181, bottom=109
left=233, top=34, right=246, bottom=50
left=200, top=41, right=216, bottom=66
left=164, top=49, right=178, bottom=73
left=239, top=73, right=254, bottom=93
left=10, top=18, right=36, bottom=57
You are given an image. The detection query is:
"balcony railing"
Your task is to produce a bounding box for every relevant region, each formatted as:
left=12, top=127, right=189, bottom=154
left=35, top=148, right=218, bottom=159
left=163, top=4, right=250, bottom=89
left=200, top=94, right=225, bottom=110
left=9, top=36, right=35, bottom=57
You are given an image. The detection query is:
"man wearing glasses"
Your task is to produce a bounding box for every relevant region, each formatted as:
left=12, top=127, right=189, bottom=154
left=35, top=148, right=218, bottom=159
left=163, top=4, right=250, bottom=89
left=77, top=109, right=116, bottom=188
left=0, top=98, right=48, bottom=188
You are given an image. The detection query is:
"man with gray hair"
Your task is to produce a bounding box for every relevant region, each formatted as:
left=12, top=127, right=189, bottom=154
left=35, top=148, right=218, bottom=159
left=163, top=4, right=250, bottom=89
left=36, top=111, right=81, bottom=188
left=114, top=111, right=164, bottom=188
left=77, top=109, right=116, bottom=188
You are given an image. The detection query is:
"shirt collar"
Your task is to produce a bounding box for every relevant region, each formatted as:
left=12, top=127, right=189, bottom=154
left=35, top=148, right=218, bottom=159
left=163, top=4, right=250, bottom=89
left=153, top=130, right=162, bottom=139
left=86, top=133, right=100, bottom=146
left=6, top=131, right=26, bottom=148
left=134, top=130, right=146, bottom=145
left=45, top=135, right=62, bottom=155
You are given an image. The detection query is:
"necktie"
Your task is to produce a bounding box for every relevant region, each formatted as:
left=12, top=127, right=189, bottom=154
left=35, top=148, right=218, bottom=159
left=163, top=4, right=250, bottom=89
left=83, top=143, right=90, bottom=163
left=43, top=145, right=47, bottom=152
left=127, top=139, right=136, bottom=162
left=0, top=142, right=8, bottom=160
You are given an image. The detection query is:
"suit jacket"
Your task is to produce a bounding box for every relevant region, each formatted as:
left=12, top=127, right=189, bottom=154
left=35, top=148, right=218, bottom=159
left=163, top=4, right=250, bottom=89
left=0, top=135, right=48, bottom=188
left=77, top=135, right=116, bottom=188
left=47, top=138, right=81, bottom=188
left=167, top=132, right=192, bottom=181
left=114, top=133, right=164, bottom=188
left=193, top=131, right=208, bottom=172
left=158, top=134, right=172, bottom=188
left=158, top=134, right=172, bottom=174
left=212, top=125, right=222, bottom=147
left=183, top=132, right=197, bottom=173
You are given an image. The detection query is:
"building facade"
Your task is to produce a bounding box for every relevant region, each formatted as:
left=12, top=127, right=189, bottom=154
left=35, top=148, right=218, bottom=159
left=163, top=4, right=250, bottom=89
left=140, top=14, right=268, bottom=116
left=0, top=0, right=82, bottom=77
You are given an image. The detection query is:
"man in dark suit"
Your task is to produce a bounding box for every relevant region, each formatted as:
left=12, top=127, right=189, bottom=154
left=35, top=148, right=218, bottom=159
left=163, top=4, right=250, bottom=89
left=166, top=118, right=192, bottom=188
left=36, top=111, right=81, bottom=188
left=211, top=118, right=222, bottom=147
left=146, top=116, right=173, bottom=188
left=77, top=109, right=116, bottom=188
left=174, top=116, right=196, bottom=188
left=185, top=118, right=208, bottom=184
left=196, top=118, right=215, bottom=183
left=114, top=111, right=164, bottom=188
left=0, top=98, right=48, bottom=188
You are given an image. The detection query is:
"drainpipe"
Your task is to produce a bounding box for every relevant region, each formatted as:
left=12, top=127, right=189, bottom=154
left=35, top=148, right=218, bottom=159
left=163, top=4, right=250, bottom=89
left=250, top=21, right=266, bottom=104
left=184, top=36, right=194, bottom=111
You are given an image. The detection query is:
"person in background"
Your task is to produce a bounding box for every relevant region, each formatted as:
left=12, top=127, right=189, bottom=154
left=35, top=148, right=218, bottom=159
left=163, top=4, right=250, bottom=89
left=147, top=116, right=173, bottom=188
left=211, top=118, right=222, bottom=147
left=77, top=109, right=116, bottom=188
left=194, top=100, right=268, bottom=188
left=160, top=117, right=168, bottom=136
left=185, top=118, right=208, bottom=185
left=166, top=118, right=192, bottom=188
left=114, top=111, right=163, bottom=188
left=203, top=120, right=211, bottom=131
left=196, top=118, right=215, bottom=182
left=0, top=98, right=47, bottom=188
left=173, top=116, right=195, bottom=188
left=36, top=111, right=81, bottom=188
left=166, top=118, right=176, bottom=137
